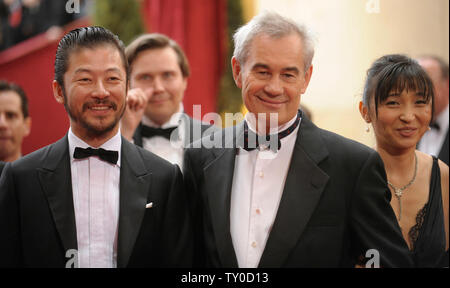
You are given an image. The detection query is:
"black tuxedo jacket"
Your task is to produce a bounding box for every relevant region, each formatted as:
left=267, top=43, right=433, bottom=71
left=0, top=135, right=192, bottom=267
left=0, top=161, right=4, bottom=177
left=183, top=115, right=413, bottom=267
left=133, top=113, right=217, bottom=149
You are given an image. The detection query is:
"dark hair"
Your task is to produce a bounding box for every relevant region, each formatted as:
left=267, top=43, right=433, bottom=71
left=0, top=80, right=29, bottom=118
left=54, top=26, right=129, bottom=90
left=125, top=33, right=190, bottom=77
left=363, top=54, right=434, bottom=118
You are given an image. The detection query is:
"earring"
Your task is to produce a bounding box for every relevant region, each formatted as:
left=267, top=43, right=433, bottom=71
left=366, top=125, right=370, bottom=133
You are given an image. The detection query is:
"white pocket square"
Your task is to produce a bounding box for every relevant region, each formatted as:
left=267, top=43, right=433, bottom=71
left=145, top=202, right=153, bottom=209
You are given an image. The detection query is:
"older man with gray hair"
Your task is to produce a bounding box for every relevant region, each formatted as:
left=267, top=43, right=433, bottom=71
left=183, top=11, right=412, bottom=268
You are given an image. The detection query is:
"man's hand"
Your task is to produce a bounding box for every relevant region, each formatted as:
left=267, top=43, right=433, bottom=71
left=121, top=88, right=150, bottom=141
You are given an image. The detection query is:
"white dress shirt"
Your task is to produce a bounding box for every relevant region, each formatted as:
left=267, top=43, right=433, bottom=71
left=230, top=113, right=301, bottom=268
left=141, top=104, right=185, bottom=170
left=68, top=128, right=121, bottom=268
left=418, top=104, right=449, bottom=157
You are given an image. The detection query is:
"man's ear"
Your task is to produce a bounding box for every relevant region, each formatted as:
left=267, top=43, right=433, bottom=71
left=359, top=101, right=371, bottom=123
left=231, top=57, right=243, bottom=89
left=182, top=77, right=188, bottom=93
left=52, top=80, right=65, bottom=105
left=300, top=64, right=313, bottom=94
left=23, top=117, right=31, bottom=137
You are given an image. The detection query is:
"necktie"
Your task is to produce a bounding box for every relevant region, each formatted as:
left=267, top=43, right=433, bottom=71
left=430, top=122, right=440, bottom=131
left=140, top=125, right=179, bottom=140
left=243, top=110, right=301, bottom=152
left=73, top=147, right=119, bottom=165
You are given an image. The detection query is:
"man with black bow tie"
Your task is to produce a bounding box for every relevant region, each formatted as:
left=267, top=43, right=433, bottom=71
left=120, top=33, right=216, bottom=170
left=0, top=27, right=192, bottom=267
left=183, top=12, right=412, bottom=268
left=417, top=55, right=449, bottom=166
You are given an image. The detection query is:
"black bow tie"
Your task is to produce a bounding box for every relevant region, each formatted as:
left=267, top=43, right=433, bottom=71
left=73, top=147, right=119, bottom=165
left=140, top=125, right=179, bottom=140
left=430, top=122, right=440, bottom=131
left=243, top=110, right=301, bottom=152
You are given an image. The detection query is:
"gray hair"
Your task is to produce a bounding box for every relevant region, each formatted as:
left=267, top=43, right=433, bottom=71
left=232, top=11, right=315, bottom=72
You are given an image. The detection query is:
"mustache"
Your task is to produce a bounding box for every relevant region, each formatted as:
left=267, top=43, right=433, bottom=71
left=82, top=99, right=117, bottom=111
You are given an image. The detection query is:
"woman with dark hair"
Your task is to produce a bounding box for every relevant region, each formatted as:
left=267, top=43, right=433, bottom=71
left=359, top=54, right=449, bottom=267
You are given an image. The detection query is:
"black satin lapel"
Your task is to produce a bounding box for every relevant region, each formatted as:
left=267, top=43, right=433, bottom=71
left=259, top=118, right=330, bottom=267
left=132, top=124, right=143, bottom=147
left=181, top=113, right=194, bottom=146
left=38, top=136, right=78, bottom=254
left=258, top=146, right=329, bottom=267
left=117, top=139, right=150, bottom=268
left=204, top=147, right=239, bottom=268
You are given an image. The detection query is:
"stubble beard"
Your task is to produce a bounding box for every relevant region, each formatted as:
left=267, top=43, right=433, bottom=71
left=63, top=94, right=126, bottom=138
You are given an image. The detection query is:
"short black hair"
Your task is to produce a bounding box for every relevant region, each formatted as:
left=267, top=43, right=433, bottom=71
left=0, top=80, right=29, bottom=118
left=363, top=54, right=434, bottom=118
left=54, top=26, right=129, bottom=90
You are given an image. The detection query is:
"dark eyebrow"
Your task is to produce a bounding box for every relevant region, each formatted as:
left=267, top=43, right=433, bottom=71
left=415, top=91, right=426, bottom=96
left=3, top=109, right=19, bottom=114
left=74, top=67, right=123, bottom=74
left=106, top=68, right=123, bottom=74
left=73, top=68, right=91, bottom=74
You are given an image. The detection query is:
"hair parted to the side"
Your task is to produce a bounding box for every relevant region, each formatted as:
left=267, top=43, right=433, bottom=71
left=363, top=54, right=435, bottom=119
left=232, top=10, right=315, bottom=72
left=54, top=26, right=129, bottom=90
left=125, top=33, right=190, bottom=78
left=0, top=80, right=29, bottom=118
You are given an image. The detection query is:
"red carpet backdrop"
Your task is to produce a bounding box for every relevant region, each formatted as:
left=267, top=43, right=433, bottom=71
left=0, top=18, right=89, bottom=155
left=140, top=0, right=227, bottom=118
left=0, top=0, right=227, bottom=155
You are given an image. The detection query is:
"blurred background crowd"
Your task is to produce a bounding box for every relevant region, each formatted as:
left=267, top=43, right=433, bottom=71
left=0, top=0, right=448, bottom=156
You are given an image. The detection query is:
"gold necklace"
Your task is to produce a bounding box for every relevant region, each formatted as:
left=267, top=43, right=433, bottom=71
left=387, top=152, right=418, bottom=222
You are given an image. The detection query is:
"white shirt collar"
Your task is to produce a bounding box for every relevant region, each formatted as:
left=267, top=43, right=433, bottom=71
left=141, top=103, right=184, bottom=129
left=68, top=128, right=122, bottom=167
left=245, top=112, right=299, bottom=135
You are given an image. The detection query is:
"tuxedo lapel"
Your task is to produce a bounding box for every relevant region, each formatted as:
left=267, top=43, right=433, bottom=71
left=259, top=117, right=330, bottom=267
left=38, top=135, right=78, bottom=253
left=132, top=124, right=143, bottom=147
left=181, top=113, right=212, bottom=146
left=117, top=138, right=151, bottom=268
left=203, top=124, right=243, bottom=267
left=182, top=113, right=195, bottom=147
